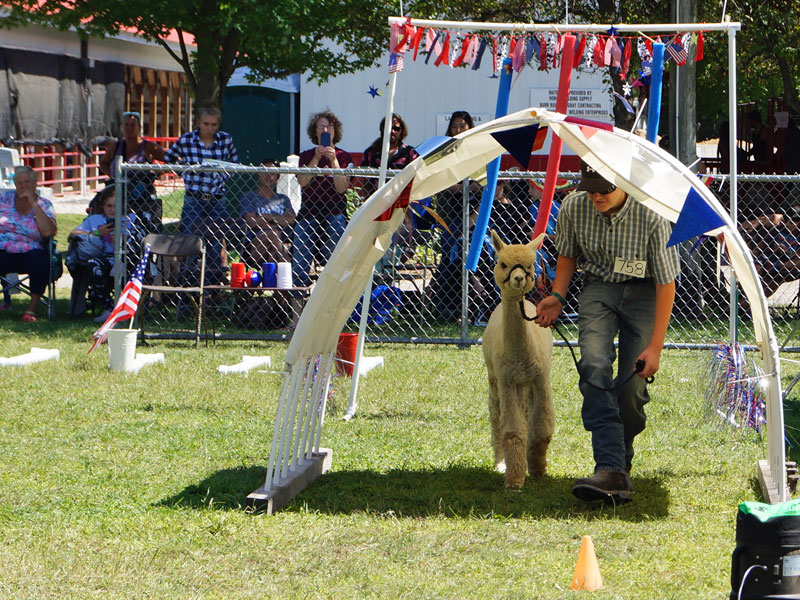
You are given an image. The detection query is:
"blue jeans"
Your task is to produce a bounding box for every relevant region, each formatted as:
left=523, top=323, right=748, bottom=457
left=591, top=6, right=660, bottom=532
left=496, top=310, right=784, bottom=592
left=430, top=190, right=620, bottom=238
left=291, top=214, right=346, bottom=288
left=577, top=276, right=655, bottom=473
left=180, top=192, right=227, bottom=284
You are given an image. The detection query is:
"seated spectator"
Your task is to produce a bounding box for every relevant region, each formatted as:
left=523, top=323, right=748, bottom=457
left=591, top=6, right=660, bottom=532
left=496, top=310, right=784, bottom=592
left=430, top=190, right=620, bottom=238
left=240, top=158, right=296, bottom=264
left=492, top=180, right=533, bottom=245
left=67, top=186, right=144, bottom=322
left=0, top=166, right=58, bottom=322
left=360, top=113, right=418, bottom=193
left=741, top=213, right=800, bottom=298
left=746, top=110, right=772, bottom=162
left=428, top=110, right=483, bottom=320
left=292, top=110, right=352, bottom=289
left=98, top=110, right=165, bottom=229
left=361, top=113, right=420, bottom=263
left=163, top=104, right=238, bottom=284
left=717, top=121, right=748, bottom=174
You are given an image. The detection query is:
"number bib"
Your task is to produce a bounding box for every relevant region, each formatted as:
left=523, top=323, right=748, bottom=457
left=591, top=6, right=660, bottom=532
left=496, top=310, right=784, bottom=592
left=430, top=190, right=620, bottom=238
left=613, top=257, right=646, bottom=278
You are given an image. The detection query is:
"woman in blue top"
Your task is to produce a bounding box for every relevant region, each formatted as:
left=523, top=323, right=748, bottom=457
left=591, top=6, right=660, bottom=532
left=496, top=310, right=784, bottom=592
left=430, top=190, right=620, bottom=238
left=68, top=187, right=141, bottom=321
left=240, top=158, right=296, bottom=264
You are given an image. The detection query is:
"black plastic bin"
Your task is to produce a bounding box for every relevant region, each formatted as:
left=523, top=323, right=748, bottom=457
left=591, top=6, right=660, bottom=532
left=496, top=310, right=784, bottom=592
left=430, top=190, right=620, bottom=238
left=731, top=500, right=800, bottom=599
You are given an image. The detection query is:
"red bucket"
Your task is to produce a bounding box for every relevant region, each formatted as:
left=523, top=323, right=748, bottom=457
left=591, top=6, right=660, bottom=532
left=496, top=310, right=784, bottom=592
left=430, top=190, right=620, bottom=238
left=335, top=332, right=359, bottom=376
left=230, top=262, right=245, bottom=288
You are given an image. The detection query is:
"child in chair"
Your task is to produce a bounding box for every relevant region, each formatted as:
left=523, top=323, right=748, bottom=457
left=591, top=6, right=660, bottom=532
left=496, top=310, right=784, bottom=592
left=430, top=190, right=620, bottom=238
left=68, top=187, right=141, bottom=321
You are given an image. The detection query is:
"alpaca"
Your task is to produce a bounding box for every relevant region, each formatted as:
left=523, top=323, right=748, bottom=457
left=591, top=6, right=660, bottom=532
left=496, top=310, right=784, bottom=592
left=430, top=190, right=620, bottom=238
left=482, top=230, right=554, bottom=489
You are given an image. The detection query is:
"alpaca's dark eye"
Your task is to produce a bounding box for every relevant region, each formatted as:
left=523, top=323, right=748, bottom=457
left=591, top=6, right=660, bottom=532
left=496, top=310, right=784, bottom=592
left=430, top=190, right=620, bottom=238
left=500, top=262, right=507, bottom=269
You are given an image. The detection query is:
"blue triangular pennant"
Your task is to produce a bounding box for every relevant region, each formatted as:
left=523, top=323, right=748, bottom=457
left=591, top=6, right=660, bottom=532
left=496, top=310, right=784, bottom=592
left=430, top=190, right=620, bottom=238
left=472, top=38, right=488, bottom=71
left=528, top=36, right=540, bottom=67
left=525, top=36, right=535, bottom=64
left=490, top=125, right=541, bottom=169
left=667, top=187, right=726, bottom=247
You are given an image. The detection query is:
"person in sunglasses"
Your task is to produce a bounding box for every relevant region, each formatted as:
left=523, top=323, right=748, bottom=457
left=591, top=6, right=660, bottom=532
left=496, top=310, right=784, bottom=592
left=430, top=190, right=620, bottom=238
left=360, top=114, right=420, bottom=263
left=360, top=114, right=418, bottom=180
left=534, top=161, right=679, bottom=505
left=99, top=111, right=166, bottom=230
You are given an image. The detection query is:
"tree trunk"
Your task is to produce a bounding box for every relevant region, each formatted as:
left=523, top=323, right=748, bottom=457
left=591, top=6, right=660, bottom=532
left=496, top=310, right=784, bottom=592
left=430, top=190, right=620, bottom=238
left=671, top=0, right=697, bottom=168
left=778, top=57, right=800, bottom=115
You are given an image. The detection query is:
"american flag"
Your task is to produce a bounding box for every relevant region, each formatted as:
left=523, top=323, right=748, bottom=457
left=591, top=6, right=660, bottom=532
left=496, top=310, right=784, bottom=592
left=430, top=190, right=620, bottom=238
left=388, top=52, right=404, bottom=73
left=88, top=244, right=151, bottom=354
left=666, top=41, right=688, bottom=66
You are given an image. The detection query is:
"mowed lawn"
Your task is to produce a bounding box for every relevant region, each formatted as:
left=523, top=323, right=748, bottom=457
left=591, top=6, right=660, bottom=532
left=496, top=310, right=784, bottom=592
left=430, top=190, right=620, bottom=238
left=0, top=317, right=776, bottom=599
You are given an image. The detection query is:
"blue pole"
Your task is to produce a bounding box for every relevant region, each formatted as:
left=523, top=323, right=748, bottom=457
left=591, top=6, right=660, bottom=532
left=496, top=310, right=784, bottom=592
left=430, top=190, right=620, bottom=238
left=466, top=57, right=513, bottom=272
left=646, top=43, right=664, bottom=145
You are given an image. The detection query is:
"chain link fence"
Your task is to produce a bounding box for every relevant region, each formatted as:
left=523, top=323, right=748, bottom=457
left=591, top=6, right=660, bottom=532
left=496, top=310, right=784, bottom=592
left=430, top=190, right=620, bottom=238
left=113, top=162, right=800, bottom=350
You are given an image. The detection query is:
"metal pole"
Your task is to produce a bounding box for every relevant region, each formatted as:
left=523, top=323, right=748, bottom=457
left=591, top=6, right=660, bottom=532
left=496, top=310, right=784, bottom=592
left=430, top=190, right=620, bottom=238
left=728, top=27, right=739, bottom=344
left=113, top=156, right=124, bottom=300
left=461, top=178, right=469, bottom=345
left=343, top=69, right=399, bottom=421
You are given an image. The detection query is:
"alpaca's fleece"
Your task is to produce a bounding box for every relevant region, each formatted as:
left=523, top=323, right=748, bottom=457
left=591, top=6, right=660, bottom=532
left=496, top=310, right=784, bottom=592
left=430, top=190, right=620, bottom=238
left=482, top=230, right=554, bottom=489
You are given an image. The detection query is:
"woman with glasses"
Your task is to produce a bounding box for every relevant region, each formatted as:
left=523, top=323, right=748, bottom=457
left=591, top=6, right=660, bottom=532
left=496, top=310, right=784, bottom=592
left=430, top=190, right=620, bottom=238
left=291, top=110, right=352, bottom=289
left=99, top=111, right=166, bottom=230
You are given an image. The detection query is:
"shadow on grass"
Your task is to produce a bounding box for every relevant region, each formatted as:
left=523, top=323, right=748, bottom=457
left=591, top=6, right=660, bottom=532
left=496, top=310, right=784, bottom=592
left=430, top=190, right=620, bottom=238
left=157, top=465, right=266, bottom=510
left=157, top=464, right=670, bottom=520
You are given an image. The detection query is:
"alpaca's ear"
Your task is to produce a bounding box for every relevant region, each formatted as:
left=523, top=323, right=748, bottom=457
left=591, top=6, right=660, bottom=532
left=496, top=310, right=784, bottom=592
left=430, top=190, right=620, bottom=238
left=528, top=232, right=547, bottom=251
left=491, top=229, right=505, bottom=253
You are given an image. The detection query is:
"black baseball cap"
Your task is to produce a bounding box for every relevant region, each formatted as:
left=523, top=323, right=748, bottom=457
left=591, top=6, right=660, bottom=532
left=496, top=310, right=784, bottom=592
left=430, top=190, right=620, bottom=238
left=576, top=160, right=617, bottom=195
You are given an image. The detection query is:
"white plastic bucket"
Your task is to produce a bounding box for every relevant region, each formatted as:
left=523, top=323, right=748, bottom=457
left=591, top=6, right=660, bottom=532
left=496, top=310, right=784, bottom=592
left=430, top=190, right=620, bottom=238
left=107, top=328, right=138, bottom=372
left=276, top=262, right=293, bottom=288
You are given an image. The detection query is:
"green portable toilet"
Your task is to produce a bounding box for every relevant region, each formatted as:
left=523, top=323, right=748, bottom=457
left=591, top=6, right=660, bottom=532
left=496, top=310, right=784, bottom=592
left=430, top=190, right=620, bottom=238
left=221, top=70, right=298, bottom=216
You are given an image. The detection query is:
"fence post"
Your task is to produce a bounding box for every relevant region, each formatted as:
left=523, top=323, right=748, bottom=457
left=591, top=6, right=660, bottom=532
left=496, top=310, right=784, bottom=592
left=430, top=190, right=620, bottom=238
left=53, top=144, right=64, bottom=195
left=113, top=156, right=124, bottom=299
left=79, top=152, right=87, bottom=197
left=460, top=178, right=470, bottom=346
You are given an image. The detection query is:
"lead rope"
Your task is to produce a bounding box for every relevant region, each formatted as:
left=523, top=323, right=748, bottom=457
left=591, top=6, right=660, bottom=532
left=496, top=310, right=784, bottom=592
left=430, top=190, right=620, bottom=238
left=518, top=300, right=654, bottom=391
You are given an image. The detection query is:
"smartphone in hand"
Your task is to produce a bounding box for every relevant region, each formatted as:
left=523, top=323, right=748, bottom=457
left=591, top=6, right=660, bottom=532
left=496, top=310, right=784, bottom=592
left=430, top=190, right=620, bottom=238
left=320, top=131, right=331, bottom=147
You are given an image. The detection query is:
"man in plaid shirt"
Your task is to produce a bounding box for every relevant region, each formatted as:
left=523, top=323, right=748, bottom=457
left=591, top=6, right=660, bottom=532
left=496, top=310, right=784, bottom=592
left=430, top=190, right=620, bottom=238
left=164, top=105, right=238, bottom=283
left=535, top=161, right=679, bottom=505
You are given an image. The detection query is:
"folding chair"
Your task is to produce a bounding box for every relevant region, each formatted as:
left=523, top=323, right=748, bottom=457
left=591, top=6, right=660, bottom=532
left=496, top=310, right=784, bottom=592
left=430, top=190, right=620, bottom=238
left=65, top=236, right=106, bottom=320
left=0, top=237, right=61, bottom=320
left=138, top=233, right=206, bottom=346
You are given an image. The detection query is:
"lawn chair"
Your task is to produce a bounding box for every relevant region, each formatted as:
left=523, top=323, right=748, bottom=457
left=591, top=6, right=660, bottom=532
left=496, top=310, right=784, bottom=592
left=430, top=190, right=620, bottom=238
left=138, top=233, right=206, bottom=346
left=0, top=237, right=62, bottom=320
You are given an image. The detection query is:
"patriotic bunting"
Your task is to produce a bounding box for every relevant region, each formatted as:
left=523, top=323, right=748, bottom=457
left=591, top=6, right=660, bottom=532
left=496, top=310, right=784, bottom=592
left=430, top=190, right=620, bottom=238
left=385, top=25, right=709, bottom=85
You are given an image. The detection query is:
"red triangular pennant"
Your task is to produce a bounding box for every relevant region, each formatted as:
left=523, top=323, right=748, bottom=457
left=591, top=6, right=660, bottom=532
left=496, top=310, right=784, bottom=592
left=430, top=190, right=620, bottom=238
left=411, top=27, right=424, bottom=60
left=374, top=181, right=413, bottom=221
left=573, top=35, right=586, bottom=69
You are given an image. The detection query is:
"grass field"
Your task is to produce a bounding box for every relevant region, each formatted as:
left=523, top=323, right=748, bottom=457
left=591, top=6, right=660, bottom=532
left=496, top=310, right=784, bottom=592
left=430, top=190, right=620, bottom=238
left=0, top=309, right=781, bottom=599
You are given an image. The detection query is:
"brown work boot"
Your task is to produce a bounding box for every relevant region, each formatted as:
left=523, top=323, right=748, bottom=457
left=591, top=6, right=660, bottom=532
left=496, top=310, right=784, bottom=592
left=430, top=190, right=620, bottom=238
left=572, top=470, right=634, bottom=505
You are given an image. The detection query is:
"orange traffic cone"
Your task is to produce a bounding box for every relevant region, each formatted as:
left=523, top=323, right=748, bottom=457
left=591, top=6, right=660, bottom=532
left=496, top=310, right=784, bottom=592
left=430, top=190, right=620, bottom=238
left=571, top=535, right=604, bottom=591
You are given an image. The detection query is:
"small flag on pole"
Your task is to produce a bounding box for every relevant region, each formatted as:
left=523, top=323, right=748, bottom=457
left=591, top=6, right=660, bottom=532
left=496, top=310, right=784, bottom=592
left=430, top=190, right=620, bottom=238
left=612, top=91, right=634, bottom=113
left=88, top=244, right=151, bottom=354
left=388, top=52, right=404, bottom=73
left=665, top=41, right=688, bottom=66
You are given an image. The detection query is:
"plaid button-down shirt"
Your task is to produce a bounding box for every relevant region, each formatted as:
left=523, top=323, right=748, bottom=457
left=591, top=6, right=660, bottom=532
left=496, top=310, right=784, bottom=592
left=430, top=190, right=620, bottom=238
left=555, top=190, right=680, bottom=285
left=163, top=129, right=238, bottom=196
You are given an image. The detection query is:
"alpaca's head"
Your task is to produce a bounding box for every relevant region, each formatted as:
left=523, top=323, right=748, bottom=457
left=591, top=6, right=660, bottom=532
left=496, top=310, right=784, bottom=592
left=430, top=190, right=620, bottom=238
left=490, top=230, right=546, bottom=298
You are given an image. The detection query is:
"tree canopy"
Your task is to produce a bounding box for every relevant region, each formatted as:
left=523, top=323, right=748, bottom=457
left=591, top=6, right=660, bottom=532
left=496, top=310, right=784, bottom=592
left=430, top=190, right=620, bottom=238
left=1, top=0, right=399, bottom=108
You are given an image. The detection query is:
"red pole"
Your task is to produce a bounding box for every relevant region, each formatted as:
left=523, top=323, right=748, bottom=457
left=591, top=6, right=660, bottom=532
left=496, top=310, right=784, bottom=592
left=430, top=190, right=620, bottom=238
left=532, top=34, right=576, bottom=243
